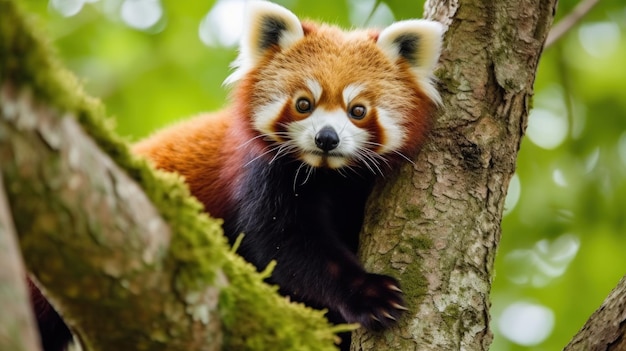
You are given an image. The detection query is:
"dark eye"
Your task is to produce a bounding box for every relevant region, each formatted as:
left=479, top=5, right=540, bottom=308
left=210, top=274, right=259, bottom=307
left=295, top=97, right=313, bottom=113
left=349, top=105, right=367, bottom=120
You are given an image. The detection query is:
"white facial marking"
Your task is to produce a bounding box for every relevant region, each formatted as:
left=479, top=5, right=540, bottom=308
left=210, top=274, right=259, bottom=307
left=342, top=83, right=365, bottom=106
left=376, top=107, right=406, bottom=154
left=253, top=97, right=288, bottom=137
left=306, top=79, right=323, bottom=102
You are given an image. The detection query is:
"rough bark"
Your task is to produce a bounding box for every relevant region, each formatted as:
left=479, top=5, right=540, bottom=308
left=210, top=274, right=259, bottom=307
left=0, top=172, right=41, bottom=351
left=353, top=0, right=558, bottom=350
left=564, top=274, right=626, bottom=351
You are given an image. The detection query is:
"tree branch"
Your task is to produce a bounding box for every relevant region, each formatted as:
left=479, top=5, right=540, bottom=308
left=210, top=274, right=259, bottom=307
left=564, top=274, right=626, bottom=351
left=0, top=171, right=41, bottom=351
left=545, top=0, right=601, bottom=48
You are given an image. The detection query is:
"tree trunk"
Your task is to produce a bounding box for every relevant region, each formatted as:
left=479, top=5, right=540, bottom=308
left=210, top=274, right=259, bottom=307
left=354, top=0, right=558, bottom=350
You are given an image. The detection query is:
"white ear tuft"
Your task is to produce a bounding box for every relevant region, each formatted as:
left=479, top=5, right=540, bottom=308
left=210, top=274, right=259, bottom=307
left=377, top=20, right=443, bottom=103
left=224, top=1, right=304, bottom=86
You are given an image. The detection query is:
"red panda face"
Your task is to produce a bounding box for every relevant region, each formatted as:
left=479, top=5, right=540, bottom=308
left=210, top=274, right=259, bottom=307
left=256, top=79, right=392, bottom=169
left=227, top=1, right=443, bottom=171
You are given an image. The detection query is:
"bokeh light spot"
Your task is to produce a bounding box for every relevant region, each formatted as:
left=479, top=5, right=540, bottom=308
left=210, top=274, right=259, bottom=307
left=199, top=0, right=246, bottom=47
left=578, top=22, right=620, bottom=58
left=585, top=147, right=600, bottom=173
left=121, top=0, right=163, bottom=30
left=552, top=169, right=567, bottom=187
left=498, top=301, right=555, bottom=346
left=49, top=0, right=86, bottom=17
left=527, top=108, right=568, bottom=150
left=505, top=234, right=580, bottom=287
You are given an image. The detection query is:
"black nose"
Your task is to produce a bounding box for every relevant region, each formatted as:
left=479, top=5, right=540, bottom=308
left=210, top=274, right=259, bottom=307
left=315, top=126, right=340, bottom=152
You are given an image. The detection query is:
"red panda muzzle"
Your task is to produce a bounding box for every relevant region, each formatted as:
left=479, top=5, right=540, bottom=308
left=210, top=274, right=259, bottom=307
left=314, top=126, right=340, bottom=152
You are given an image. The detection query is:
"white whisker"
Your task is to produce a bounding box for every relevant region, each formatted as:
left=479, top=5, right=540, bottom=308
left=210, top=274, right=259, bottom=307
left=356, top=148, right=384, bottom=176
left=269, top=141, right=298, bottom=164
left=336, top=167, right=348, bottom=177
left=293, top=162, right=316, bottom=191
left=362, top=141, right=416, bottom=166
left=293, top=162, right=307, bottom=192
left=237, top=132, right=290, bottom=150
left=243, top=144, right=283, bottom=167
left=303, top=165, right=315, bottom=185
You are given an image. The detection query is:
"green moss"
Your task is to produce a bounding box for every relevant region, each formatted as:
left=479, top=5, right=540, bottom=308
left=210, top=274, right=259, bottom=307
left=388, top=237, right=432, bottom=312
left=219, top=256, right=346, bottom=350
left=442, top=304, right=461, bottom=329
left=402, top=203, right=422, bottom=219
left=409, top=235, right=433, bottom=251
left=399, top=260, right=429, bottom=311
left=1, top=1, right=339, bottom=349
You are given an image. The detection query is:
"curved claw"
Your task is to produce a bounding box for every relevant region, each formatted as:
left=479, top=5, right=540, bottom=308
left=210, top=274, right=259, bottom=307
left=382, top=311, right=396, bottom=321
left=392, top=302, right=408, bottom=311
left=388, top=284, right=402, bottom=293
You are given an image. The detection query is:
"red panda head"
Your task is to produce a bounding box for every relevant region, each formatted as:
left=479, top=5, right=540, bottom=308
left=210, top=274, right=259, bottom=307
left=227, top=1, right=443, bottom=171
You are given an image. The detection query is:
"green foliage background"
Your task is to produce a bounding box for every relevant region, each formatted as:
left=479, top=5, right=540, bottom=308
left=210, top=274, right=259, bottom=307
left=21, top=0, right=626, bottom=350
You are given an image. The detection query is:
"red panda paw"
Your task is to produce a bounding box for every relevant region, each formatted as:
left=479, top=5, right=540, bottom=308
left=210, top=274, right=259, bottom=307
left=340, top=273, right=407, bottom=331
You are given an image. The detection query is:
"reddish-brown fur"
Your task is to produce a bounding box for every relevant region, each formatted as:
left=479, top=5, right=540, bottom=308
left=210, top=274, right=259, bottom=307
left=133, top=107, right=253, bottom=219
left=134, top=22, right=436, bottom=217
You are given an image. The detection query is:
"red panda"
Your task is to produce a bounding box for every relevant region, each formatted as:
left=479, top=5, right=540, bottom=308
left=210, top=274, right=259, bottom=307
left=31, top=1, right=443, bottom=350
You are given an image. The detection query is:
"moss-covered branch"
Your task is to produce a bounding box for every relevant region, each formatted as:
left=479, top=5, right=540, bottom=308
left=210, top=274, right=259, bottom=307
left=0, top=1, right=339, bottom=350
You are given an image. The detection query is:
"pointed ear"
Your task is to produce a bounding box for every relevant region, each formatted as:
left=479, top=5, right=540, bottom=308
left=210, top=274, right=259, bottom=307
left=377, top=20, right=443, bottom=103
left=225, top=1, right=304, bottom=85
left=377, top=20, right=443, bottom=76
left=245, top=1, right=304, bottom=58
